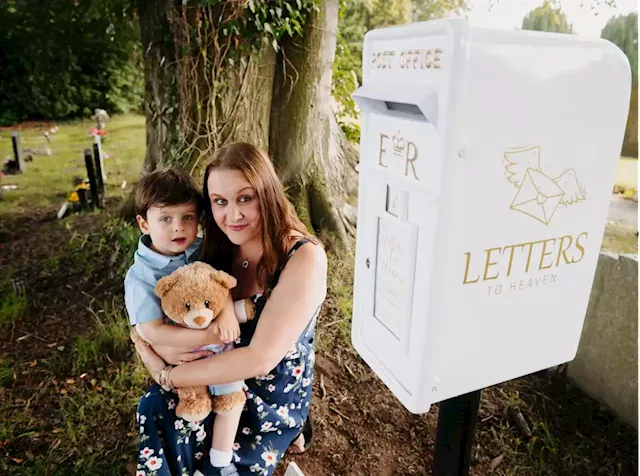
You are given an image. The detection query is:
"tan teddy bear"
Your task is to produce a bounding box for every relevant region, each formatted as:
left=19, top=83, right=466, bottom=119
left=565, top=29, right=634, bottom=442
left=130, top=261, right=255, bottom=422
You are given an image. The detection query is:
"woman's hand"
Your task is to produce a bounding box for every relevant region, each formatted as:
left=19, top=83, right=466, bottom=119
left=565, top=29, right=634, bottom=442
left=133, top=340, right=213, bottom=375
left=148, top=343, right=214, bottom=366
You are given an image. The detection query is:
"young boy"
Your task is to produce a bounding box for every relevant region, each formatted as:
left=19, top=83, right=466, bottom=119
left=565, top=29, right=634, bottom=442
left=125, top=169, right=242, bottom=475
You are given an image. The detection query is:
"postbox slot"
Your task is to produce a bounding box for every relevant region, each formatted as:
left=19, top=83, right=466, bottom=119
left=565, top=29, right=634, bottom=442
left=384, top=101, right=424, bottom=117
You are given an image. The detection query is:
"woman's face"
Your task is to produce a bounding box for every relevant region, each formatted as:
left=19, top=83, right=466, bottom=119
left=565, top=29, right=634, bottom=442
left=207, top=168, right=261, bottom=246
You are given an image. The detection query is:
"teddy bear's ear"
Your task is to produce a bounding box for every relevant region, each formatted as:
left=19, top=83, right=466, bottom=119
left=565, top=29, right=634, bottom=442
left=210, top=270, right=237, bottom=290
left=155, top=273, right=180, bottom=298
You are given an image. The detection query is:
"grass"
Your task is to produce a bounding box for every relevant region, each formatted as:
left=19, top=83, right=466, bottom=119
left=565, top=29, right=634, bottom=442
left=0, top=292, right=26, bottom=328
left=73, top=299, right=131, bottom=371
left=0, top=114, right=145, bottom=216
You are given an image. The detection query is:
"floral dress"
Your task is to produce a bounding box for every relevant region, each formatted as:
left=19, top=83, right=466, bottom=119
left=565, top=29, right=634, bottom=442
left=135, top=239, right=319, bottom=476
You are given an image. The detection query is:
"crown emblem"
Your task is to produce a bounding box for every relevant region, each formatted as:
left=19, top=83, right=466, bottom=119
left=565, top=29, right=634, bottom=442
left=392, top=131, right=406, bottom=157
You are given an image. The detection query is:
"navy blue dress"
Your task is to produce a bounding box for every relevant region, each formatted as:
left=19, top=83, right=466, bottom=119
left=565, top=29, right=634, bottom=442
left=134, top=240, right=319, bottom=476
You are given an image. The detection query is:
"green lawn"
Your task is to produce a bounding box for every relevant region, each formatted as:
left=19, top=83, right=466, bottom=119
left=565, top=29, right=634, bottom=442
left=0, top=114, right=146, bottom=216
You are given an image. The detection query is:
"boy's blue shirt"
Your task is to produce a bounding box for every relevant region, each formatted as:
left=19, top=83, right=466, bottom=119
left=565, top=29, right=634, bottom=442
left=124, top=234, right=202, bottom=326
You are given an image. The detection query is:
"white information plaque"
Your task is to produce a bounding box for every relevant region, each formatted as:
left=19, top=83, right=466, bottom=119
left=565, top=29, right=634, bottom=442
left=373, top=214, right=418, bottom=339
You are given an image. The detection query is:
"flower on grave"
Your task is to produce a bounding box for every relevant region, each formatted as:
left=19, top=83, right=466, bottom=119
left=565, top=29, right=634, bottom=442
left=140, top=447, right=154, bottom=459
left=145, top=456, right=163, bottom=471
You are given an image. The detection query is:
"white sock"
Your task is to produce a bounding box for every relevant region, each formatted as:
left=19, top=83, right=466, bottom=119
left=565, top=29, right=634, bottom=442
left=210, top=448, right=233, bottom=468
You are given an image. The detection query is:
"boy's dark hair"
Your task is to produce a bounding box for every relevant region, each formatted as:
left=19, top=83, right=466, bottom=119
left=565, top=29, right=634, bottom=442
left=134, top=169, right=203, bottom=218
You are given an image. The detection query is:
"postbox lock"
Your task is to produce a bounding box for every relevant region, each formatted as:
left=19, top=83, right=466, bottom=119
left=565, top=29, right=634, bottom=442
left=366, top=258, right=371, bottom=268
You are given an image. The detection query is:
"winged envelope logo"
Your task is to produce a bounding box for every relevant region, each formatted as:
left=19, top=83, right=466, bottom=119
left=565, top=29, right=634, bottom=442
left=504, top=146, right=586, bottom=225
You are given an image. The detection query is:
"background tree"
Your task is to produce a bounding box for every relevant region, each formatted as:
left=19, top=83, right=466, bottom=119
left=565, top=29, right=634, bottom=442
left=601, top=12, right=638, bottom=157
left=138, top=0, right=359, bottom=247
left=0, top=0, right=143, bottom=125
left=521, top=0, right=573, bottom=34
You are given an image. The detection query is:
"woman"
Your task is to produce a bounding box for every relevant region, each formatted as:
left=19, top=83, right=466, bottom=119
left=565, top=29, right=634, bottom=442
left=132, top=143, right=327, bottom=476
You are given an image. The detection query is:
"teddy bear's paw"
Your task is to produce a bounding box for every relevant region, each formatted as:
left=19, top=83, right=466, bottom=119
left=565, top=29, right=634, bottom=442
left=175, top=388, right=212, bottom=423
left=176, top=403, right=211, bottom=423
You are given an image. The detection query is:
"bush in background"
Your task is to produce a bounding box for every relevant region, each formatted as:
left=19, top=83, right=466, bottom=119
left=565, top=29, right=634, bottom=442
left=0, top=0, right=143, bottom=125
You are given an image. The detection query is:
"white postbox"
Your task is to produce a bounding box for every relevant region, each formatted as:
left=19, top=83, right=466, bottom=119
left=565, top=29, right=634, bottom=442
left=350, top=19, right=632, bottom=414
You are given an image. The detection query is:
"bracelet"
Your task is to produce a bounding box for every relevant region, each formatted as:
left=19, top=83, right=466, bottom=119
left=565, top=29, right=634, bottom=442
left=158, top=365, right=176, bottom=392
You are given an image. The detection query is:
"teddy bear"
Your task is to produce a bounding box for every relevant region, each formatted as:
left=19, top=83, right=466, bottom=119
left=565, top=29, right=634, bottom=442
left=130, top=261, right=256, bottom=422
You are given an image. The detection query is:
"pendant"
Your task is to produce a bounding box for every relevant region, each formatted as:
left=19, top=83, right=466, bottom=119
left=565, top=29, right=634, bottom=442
left=242, top=260, right=249, bottom=269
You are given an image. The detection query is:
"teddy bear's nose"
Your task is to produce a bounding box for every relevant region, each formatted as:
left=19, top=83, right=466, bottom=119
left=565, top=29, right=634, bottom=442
left=193, top=315, right=206, bottom=327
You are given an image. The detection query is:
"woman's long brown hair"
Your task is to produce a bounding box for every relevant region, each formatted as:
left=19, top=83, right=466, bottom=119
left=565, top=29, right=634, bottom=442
left=200, top=142, right=319, bottom=296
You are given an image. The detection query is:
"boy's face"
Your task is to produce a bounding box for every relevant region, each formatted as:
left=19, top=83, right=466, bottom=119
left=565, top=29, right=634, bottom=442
left=136, top=202, right=199, bottom=256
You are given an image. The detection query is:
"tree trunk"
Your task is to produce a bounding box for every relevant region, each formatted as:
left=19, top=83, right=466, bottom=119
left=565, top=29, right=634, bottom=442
left=270, top=0, right=358, bottom=247
left=138, top=0, right=181, bottom=172
left=138, top=0, right=357, bottom=248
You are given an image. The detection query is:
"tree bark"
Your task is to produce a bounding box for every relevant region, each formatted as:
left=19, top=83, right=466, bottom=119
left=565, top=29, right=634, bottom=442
left=270, top=0, right=358, bottom=247
left=138, top=0, right=181, bottom=172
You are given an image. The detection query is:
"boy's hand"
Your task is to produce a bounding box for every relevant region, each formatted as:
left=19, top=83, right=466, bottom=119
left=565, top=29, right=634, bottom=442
left=213, top=309, right=240, bottom=344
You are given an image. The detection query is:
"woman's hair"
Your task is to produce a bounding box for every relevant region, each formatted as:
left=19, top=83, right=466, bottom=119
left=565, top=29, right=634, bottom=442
left=200, top=142, right=318, bottom=295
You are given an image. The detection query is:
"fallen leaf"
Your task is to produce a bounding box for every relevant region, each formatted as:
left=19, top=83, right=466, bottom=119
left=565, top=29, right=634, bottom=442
left=57, top=346, right=65, bottom=352
left=65, top=379, right=75, bottom=385
left=90, top=379, right=97, bottom=387
left=28, top=360, right=38, bottom=368
left=46, top=343, right=58, bottom=348
left=59, top=389, right=67, bottom=395
left=51, top=379, right=58, bottom=385
left=489, top=454, right=505, bottom=471
left=51, top=439, right=61, bottom=450
left=80, top=373, right=88, bottom=379
left=52, top=428, right=63, bottom=434
left=11, top=458, right=24, bottom=464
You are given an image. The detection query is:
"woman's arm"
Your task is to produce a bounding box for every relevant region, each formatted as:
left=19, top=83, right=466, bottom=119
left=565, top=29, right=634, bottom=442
left=165, top=242, right=328, bottom=388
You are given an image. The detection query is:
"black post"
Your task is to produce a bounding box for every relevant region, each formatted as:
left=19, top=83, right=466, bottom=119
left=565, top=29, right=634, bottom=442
left=11, top=132, right=25, bottom=172
left=78, top=187, right=89, bottom=211
left=93, top=142, right=105, bottom=196
left=432, top=389, right=482, bottom=476
left=84, top=149, right=101, bottom=209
